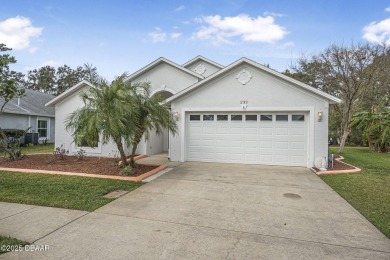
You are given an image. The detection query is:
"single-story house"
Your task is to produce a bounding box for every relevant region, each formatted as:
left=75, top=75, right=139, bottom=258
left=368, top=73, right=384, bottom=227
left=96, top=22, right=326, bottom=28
left=0, top=89, right=55, bottom=143
left=46, top=56, right=341, bottom=168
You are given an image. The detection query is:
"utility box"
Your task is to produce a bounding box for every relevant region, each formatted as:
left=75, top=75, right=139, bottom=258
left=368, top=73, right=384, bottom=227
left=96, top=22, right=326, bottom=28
left=25, top=133, right=39, bottom=145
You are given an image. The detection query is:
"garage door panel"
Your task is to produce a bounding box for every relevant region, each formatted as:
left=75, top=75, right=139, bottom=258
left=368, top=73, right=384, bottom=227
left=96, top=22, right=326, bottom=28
left=187, top=112, right=307, bottom=166
left=216, top=126, right=229, bottom=134
left=275, top=141, right=289, bottom=149
left=274, top=154, right=289, bottom=163
left=230, top=127, right=243, bottom=134
left=275, top=127, right=289, bottom=136
left=245, top=140, right=258, bottom=148
left=291, top=127, right=305, bottom=135
left=202, top=139, right=215, bottom=147
left=244, top=127, right=258, bottom=136
left=259, top=141, right=273, bottom=148
left=260, top=127, right=273, bottom=136
left=231, top=140, right=243, bottom=147
left=215, top=139, right=229, bottom=148
left=245, top=153, right=258, bottom=161
left=291, top=155, right=305, bottom=164
left=291, top=141, right=305, bottom=149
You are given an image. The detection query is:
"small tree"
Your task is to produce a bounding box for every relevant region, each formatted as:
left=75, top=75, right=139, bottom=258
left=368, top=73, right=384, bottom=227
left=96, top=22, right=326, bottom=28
left=65, top=74, right=177, bottom=169
left=65, top=74, right=137, bottom=166
left=127, top=83, right=177, bottom=168
left=0, top=43, right=25, bottom=160
left=350, top=98, right=390, bottom=152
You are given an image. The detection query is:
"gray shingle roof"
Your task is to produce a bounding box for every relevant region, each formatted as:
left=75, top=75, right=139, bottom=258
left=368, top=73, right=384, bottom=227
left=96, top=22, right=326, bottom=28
left=0, top=89, right=55, bottom=117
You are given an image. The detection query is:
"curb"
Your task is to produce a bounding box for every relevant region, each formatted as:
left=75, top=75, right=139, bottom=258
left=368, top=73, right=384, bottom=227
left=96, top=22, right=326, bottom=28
left=315, top=156, right=361, bottom=175
left=0, top=162, right=167, bottom=183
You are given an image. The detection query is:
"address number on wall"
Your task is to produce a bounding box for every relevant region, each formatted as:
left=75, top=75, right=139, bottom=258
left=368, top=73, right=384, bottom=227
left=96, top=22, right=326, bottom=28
left=240, top=100, right=248, bottom=104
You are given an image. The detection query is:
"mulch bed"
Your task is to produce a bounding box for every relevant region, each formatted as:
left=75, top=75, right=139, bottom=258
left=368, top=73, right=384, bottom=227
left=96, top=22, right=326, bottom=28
left=327, top=157, right=356, bottom=171
left=313, top=155, right=356, bottom=172
left=0, top=154, right=157, bottom=177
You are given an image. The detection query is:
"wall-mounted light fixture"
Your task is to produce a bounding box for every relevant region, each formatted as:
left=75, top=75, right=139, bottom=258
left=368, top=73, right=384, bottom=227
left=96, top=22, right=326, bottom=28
left=317, top=111, right=323, bottom=122
left=173, top=111, right=180, bottom=121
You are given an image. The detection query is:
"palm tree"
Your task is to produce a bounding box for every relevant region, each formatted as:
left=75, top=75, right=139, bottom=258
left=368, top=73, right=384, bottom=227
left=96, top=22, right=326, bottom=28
left=65, top=74, right=177, bottom=169
left=127, top=82, right=177, bottom=167
left=65, top=74, right=138, bottom=166
left=350, top=97, right=390, bottom=152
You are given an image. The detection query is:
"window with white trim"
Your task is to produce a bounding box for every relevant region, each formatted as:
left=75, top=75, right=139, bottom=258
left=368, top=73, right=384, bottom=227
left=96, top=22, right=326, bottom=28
left=37, top=119, right=48, bottom=138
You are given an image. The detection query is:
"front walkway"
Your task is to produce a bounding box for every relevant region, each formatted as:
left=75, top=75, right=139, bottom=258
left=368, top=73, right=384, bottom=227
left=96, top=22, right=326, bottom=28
left=1, top=162, right=389, bottom=259
left=137, top=152, right=182, bottom=168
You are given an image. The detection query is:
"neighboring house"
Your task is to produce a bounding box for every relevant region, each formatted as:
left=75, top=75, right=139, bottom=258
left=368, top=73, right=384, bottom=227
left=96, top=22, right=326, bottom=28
left=0, top=89, right=55, bottom=143
left=47, top=56, right=341, bottom=168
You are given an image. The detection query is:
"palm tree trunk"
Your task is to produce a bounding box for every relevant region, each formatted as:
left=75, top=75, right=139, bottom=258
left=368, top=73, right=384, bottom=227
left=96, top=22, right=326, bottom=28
left=115, top=139, right=128, bottom=167
left=129, top=127, right=146, bottom=168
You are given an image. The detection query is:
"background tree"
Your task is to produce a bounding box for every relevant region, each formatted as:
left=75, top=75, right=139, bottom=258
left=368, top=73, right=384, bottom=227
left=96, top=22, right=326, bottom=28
left=285, top=43, right=388, bottom=153
left=350, top=98, right=390, bottom=152
left=0, top=43, right=25, bottom=160
left=24, top=66, right=56, bottom=94
left=23, top=64, right=98, bottom=96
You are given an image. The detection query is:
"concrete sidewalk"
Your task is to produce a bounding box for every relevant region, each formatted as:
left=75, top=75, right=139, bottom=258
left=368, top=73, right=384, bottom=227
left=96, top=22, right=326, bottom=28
left=0, top=202, right=88, bottom=243
left=1, top=162, right=389, bottom=259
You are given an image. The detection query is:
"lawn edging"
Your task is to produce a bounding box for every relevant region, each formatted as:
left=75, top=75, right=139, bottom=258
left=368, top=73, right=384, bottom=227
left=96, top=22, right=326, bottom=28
left=314, top=156, right=361, bottom=175
left=0, top=159, right=167, bottom=182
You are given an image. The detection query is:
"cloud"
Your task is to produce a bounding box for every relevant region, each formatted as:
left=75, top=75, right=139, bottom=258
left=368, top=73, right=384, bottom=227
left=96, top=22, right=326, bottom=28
left=385, top=7, right=390, bottom=12
left=40, top=60, right=60, bottom=67
left=175, top=5, right=185, bottom=12
left=149, top=27, right=167, bottom=42
left=263, top=12, right=285, bottom=17
left=171, top=32, right=182, bottom=39
left=193, top=14, right=288, bottom=45
left=28, top=47, right=38, bottom=54
left=279, top=41, right=294, bottom=49
left=0, top=16, right=42, bottom=50
left=363, top=18, right=390, bottom=44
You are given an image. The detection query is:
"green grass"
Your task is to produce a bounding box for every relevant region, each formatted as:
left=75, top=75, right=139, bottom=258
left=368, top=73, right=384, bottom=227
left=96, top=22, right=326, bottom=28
left=20, top=143, right=55, bottom=154
left=321, top=147, right=390, bottom=238
left=1, top=144, right=54, bottom=157
left=0, top=236, right=28, bottom=254
left=0, top=171, right=143, bottom=211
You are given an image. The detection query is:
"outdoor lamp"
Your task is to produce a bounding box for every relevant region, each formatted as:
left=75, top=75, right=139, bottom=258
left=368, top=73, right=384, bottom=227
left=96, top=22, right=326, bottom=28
left=317, top=111, right=323, bottom=122
left=173, top=111, right=180, bottom=121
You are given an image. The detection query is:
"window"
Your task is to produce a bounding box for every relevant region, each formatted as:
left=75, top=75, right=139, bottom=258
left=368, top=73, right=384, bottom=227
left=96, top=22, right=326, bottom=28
left=260, top=115, right=272, bottom=121
left=217, top=115, right=228, bottom=121
left=37, top=120, right=48, bottom=138
left=203, top=115, right=214, bottom=121
left=276, top=115, right=288, bottom=121
left=190, top=115, right=201, bottom=121
left=76, top=133, right=99, bottom=148
left=292, top=115, right=305, bottom=121
left=245, top=115, right=257, bottom=121
left=231, top=115, right=242, bottom=121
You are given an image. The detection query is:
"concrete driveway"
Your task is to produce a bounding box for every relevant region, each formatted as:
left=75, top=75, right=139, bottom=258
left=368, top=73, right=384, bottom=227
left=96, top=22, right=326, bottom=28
left=2, top=162, right=389, bottom=259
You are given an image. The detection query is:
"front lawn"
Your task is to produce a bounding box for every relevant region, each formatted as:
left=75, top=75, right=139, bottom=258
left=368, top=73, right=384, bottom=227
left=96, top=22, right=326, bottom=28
left=0, top=171, right=142, bottom=211
left=1, top=144, right=54, bottom=157
left=0, top=236, right=28, bottom=254
left=321, top=147, right=390, bottom=238
left=20, top=143, right=54, bottom=154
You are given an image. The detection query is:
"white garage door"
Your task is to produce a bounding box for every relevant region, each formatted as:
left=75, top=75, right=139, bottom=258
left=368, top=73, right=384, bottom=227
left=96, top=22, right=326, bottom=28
left=186, top=112, right=308, bottom=166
